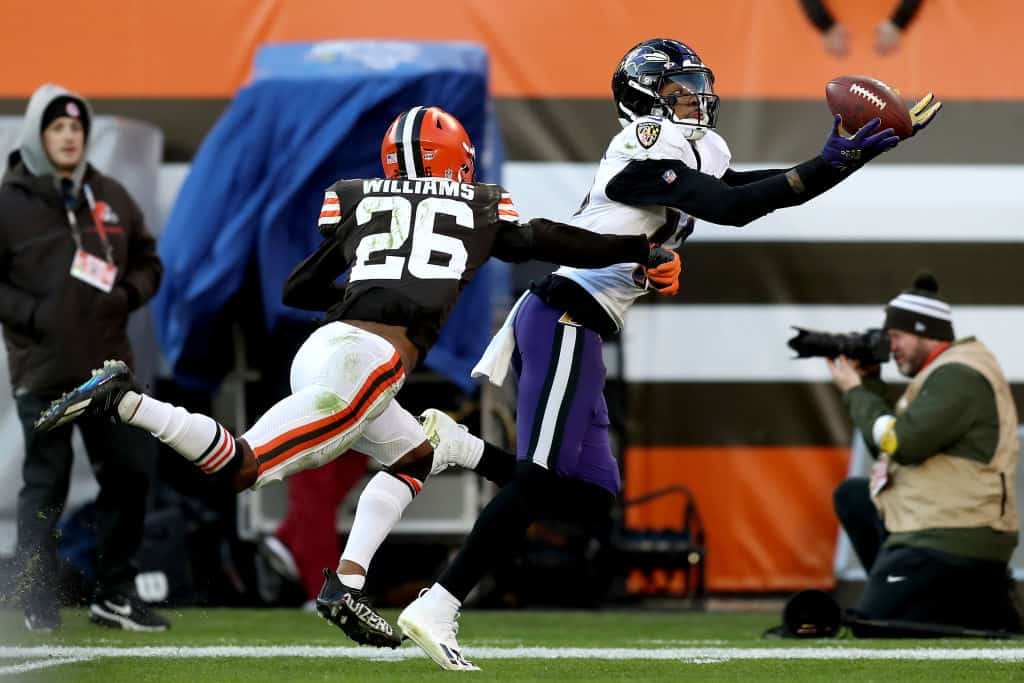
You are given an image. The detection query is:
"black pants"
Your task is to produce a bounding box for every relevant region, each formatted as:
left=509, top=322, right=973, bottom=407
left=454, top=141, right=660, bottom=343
left=834, top=477, right=1022, bottom=635
left=439, top=461, right=614, bottom=603
left=833, top=477, right=887, bottom=572
left=15, top=391, right=156, bottom=605
left=852, top=543, right=1022, bottom=636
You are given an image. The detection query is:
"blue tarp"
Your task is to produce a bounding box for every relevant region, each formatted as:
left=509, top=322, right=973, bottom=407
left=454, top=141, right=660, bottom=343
left=153, top=40, right=506, bottom=392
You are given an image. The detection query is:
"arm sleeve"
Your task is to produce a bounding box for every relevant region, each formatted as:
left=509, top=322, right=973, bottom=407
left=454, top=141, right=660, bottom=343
left=799, top=0, right=835, bottom=31
left=890, top=0, right=923, bottom=29
left=119, top=193, right=163, bottom=311
left=721, top=168, right=789, bottom=186
left=606, top=157, right=846, bottom=227
left=491, top=218, right=650, bottom=267
left=281, top=238, right=348, bottom=311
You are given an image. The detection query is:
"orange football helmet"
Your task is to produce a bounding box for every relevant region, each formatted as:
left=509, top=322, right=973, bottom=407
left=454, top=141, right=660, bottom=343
left=381, top=106, right=475, bottom=182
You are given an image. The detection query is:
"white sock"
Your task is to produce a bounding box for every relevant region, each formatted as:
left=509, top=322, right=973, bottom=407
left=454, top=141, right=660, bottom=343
left=339, top=572, right=365, bottom=591
left=116, top=390, right=144, bottom=422
left=429, top=582, right=462, bottom=611
left=121, top=391, right=237, bottom=473
left=340, top=472, right=416, bottom=572
left=458, top=432, right=485, bottom=470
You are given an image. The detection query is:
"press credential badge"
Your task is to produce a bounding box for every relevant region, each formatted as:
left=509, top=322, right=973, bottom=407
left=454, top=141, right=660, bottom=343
left=70, top=248, right=117, bottom=292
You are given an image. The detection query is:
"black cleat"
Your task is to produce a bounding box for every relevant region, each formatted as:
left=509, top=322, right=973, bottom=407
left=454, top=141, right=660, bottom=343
left=315, top=568, right=402, bottom=648
left=35, top=360, right=135, bottom=432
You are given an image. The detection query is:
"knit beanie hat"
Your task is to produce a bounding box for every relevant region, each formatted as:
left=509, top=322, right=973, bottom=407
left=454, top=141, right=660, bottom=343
left=40, top=95, right=90, bottom=139
left=883, top=272, right=954, bottom=341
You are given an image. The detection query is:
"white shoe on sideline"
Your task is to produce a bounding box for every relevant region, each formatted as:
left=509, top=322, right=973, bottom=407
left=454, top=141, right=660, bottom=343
left=419, top=409, right=481, bottom=475
left=398, top=587, right=479, bottom=671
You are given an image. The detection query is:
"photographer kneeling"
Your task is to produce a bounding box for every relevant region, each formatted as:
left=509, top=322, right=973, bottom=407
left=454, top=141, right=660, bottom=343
left=827, top=273, right=1022, bottom=637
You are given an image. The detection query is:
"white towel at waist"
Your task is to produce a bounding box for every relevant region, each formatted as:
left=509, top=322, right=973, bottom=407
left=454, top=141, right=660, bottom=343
left=470, top=291, right=529, bottom=386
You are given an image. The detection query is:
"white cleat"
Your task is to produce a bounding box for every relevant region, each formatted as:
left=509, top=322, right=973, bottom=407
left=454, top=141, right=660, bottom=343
left=419, top=408, right=482, bottom=475
left=398, top=587, right=480, bottom=671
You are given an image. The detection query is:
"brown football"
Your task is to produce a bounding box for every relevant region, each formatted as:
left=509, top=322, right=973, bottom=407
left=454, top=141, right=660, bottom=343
left=825, top=75, right=913, bottom=139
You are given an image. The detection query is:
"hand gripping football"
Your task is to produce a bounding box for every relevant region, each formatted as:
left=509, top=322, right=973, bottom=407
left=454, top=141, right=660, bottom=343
left=826, top=75, right=913, bottom=139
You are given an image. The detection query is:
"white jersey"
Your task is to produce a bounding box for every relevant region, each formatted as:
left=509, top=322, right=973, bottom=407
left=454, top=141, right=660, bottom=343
left=554, top=117, right=732, bottom=330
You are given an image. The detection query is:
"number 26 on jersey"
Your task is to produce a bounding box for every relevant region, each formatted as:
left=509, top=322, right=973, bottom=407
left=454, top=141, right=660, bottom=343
left=348, top=196, right=473, bottom=282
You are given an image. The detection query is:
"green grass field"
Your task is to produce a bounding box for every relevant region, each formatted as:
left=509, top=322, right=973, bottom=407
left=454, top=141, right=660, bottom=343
left=1, top=607, right=1022, bottom=681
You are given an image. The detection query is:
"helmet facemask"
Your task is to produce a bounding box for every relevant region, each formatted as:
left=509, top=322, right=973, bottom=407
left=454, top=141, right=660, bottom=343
left=650, top=70, right=719, bottom=140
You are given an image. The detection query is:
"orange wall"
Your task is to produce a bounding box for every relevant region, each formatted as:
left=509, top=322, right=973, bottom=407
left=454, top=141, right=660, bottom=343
left=2, top=0, right=1022, bottom=99
left=624, top=446, right=852, bottom=592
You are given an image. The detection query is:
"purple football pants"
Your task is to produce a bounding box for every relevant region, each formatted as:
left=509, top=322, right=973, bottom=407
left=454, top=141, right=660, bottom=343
left=511, top=293, right=620, bottom=495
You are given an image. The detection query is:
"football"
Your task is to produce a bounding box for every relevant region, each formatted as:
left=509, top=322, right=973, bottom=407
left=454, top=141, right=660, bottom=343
left=825, top=75, right=913, bottom=139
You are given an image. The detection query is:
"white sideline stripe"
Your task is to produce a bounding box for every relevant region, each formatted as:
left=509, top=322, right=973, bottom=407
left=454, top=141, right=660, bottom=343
left=621, top=305, right=1024, bottom=382
left=1, top=645, right=1024, bottom=662
left=0, top=656, right=91, bottom=675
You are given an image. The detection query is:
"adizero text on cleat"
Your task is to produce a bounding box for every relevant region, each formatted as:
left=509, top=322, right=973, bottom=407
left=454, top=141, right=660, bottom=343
left=314, top=568, right=401, bottom=648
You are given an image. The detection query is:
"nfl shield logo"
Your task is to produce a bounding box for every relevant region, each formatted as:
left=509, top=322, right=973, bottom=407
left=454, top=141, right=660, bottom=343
left=636, top=121, right=661, bottom=149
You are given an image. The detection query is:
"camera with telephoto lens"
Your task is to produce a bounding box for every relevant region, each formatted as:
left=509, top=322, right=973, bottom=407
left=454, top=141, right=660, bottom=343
left=787, top=327, right=890, bottom=365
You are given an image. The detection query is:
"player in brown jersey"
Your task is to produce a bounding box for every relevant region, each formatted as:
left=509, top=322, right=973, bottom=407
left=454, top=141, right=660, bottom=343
left=34, top=105, right=681, bottom=648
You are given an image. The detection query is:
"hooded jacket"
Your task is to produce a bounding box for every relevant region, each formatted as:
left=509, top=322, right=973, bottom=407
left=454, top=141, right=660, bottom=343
left=0, top=84, right=162, bottom=395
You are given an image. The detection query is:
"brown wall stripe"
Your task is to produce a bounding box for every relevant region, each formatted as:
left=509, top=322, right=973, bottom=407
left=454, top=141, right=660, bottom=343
left=497, top=99, right=1024, bottom=165
left=634, top=242, right=1024, bottom=305
left=625, top=382, right=1024, bottom=447
left=2, top=98, right=1020, bottom=164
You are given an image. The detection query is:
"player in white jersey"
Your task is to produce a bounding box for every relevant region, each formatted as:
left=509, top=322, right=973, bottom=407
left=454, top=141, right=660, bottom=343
left=397, top=38, right=942, bottom=671
left=554, top=112, right=732, bottom=327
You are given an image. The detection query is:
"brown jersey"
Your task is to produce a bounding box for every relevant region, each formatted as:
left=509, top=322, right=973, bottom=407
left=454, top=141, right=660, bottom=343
left=316, top=177, right=519, bottom=355
left=281, top=177, right=652, bottom=360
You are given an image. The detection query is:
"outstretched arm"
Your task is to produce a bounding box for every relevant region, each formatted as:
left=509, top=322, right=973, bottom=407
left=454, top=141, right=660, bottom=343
left=608, top=117, right=899, bottom=226
left=493, top=219, right=681, bottom=294
left=491, top=218, right=651, bottom=266
left=607, top=156, right=843, bottom=227
left=721, top=168, right=791, bottom=186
